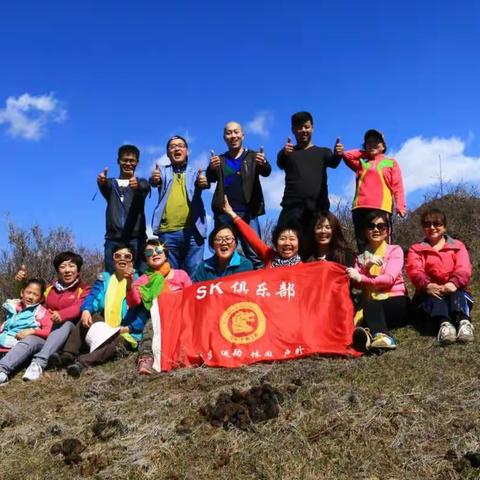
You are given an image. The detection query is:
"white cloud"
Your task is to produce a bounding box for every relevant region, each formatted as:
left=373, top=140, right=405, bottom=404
left=261, top=170, right=284, bottom=211
left=245, top=111, right=273, bottom=138
left=0, top=92, right=66, bottom=140
left=150, top=153, right=169, bottom=171
left=189, top=150, right=210, bottom=172
left=391, top=136, right=480, bottom=193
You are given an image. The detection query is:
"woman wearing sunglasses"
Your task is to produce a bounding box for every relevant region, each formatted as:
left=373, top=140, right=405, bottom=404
left=126, top=239, right=192, bottom=374
left=406, top=208, right=473, bottom=345
left=347, top=210, right=408, bottom=351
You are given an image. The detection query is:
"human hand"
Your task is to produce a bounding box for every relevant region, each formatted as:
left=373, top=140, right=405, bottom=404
left=97, top=167, right=108, bottom=186
left=210, top=150, right=220, bottom=169
left=222, top=195, right=237, bottom=219
left=397, top=209, right=407, bottom=218
left=196, top=169, right=208, bottom=188
left=49, top=310, right=63, bottom=324
left=255, top=146, right=266, bottom=166
left=81, top=310, right=93, bottom=328
left=129, top=177, right=139, bottom=190
left=334, top=137, right=344, bottom=157
left=151, top=163, right=161, bottom=186
left=119, top=326, right=130, bottom=334
left=365, top=255, right=384, bottom=269
left=426, top=283, right=443, bottom=299
left=15, top=264, right=27, bottom=282
left=346, top=268, right=362, bottom=282
left=442, top=282, right=457, bottom=294
left=15, top=328, right=35, bottom=340
left=284, top=137, right=294, bottom=154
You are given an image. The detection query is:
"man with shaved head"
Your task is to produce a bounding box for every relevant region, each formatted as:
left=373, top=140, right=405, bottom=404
left=207, top=121, right=271, bottom=269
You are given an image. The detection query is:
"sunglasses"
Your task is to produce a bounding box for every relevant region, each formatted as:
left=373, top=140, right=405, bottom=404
left=214, top=236, right=235, bottom=245
left=113, top=252, right=133, bottom=261
left=422, top=221, right=444, bottom=228
left=144, top=246, right=165, bottom=257
left=366, top=222, right=388, bottom=232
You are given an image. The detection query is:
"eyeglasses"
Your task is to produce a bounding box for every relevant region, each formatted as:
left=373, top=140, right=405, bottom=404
left=119, top=158, right=138, bottom=164
left=422, top=221, right=444, bottom=228
left=213, top=236, right=235, bottom=245
left=168, top=143, right=187, bottom=150
left=144, top=246, right=165, bottom=257
left=113, top=252, right=133, bottom=261
left=366, top=222, right=388, bottom=232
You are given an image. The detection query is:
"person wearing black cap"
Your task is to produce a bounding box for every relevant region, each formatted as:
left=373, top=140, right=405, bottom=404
left=336, top=129, right=406, bottom=251
left=150, top=136, right=209, bottom=276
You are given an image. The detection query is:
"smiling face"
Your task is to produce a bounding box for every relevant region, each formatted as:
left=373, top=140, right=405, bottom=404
left=118, top=152, right=138, bottom=177
left=314, top=218, right=333, bottom=246
left=213, top=228, right=237, bottom=263
left=275, top=229, right=299, bottom=259
left=292, top=120, right=313, bottom=146
left=21, top=283, right=43, bottom=306
left=422, top=216, right=447, bottom=244
left=167, top=138, right=188, bottom=166
left=57, top=260, right=79, bottom=285
left=364, top=135, right=385, bottom=155
left=223, top=122, right=244, bottom=151
left=113, top=248, right=133, bottom=274
left=144, top=244, right=167, bottom=271
left=365, top=217, right=389, bottom=246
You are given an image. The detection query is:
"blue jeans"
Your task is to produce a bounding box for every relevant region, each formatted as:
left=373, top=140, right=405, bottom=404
left=215, top=214, right=264, bottom=269
left=104, top=237, right=147, bottom=274
left=158, top=228, right=205, bottom=277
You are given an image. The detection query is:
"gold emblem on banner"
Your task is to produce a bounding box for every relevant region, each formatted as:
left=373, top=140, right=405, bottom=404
left=220, top=302, right=266, bottom=344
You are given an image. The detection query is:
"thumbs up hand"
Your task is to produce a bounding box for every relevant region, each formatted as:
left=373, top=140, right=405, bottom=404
left=150, top=163, right=161, bottom=186
left=129, top=177, right=139, bottom=190
left=196, top=168, right=208, bottom=188
left=97, top=167, right=108, bottom=186
left=209, top=150, right=220, bottom=169
left=255, top=146, right=266, bottom=166
left=334, top=137, right=344, bottom=157
left=15, top=264, right=27, bottom=282
left=284, top=137, right=294, bottom=155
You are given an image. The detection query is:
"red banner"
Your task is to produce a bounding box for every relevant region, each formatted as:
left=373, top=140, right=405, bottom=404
left=151, top=262, right=361, bottom=372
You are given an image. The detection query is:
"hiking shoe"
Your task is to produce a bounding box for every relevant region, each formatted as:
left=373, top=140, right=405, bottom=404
left=0, top=372, right=8, bottom=385
left=66, top=362, right=84, bottom=379
left=48, top=352, right=74, bottom=369
left=352, top=327, right=373, bottom=352
left=371, top=333, right=397, bottom=350
left=437, top=322, right=457, bottom=345
left=23, top=362, right=43, bottom=381
left=457, top=320, right=474, bottom=343
left=137, top=356, right=154, bottom=375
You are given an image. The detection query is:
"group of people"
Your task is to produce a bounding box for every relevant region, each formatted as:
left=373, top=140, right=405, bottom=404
left=0, top=111, right=474, bottom=384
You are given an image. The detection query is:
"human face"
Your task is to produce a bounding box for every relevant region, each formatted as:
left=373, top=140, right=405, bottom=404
left=314, top=218, right=332, bottom=246
left=118, top=153, right=138, bottom=176
left=223, top=122, right=244, bottom=151
left=21, top=283, right=42, bottom=306
left=276, top=229, right=299, bottom=259
left=292, top=121, right=313, bottom=146
left=144, top=245, right=167, bottom=270
left=213, top=228, right=237, bottom=263
left=422, top=217, right=447, bottom=244
left=113, top=248, right=133, bottom=274
left=57, top=260, right=79, bottom=285
left=364, top=136, right=385, bottom=155
left=167, top=139, right=188, bottom=166
left=365, top=217, right=389, bottom=245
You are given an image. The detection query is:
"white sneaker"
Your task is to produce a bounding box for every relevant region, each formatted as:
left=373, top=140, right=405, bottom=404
left=23, top=362, right=43, bottom=381
left=0, top=371, right=8, bottom=385
left=437, top=322, right=457, bottom=346
left=457, top=320, right=474, bottom=343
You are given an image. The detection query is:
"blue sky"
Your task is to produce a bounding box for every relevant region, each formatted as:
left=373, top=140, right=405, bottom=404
left=1, top=0, right=479, bottom=250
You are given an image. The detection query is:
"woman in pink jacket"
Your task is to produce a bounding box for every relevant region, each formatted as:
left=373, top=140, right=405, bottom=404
left=346, top=210, right=408, bottom=351
left=406, top=208, right=473, bottom=345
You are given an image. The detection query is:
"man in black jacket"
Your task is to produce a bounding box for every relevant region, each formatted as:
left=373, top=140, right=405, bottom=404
left=207, top=121, right=271, bottom=269
left=97, top=145, right=150, bottom=273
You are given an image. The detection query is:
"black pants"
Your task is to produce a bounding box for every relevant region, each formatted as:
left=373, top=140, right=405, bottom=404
left=363, top=296, right=408, bottom=336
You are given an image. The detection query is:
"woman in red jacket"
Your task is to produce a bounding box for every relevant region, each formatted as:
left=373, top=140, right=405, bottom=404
left=406, top=208, right=474, bottom=345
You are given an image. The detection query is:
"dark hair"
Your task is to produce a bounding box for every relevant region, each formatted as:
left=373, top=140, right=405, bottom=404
left=53, top=251, right=83, bottom=272
left=362, top=129, right=387, bottom=152
left=117, top=144, right=140, bottom=161
left=421, top=208, right=447, bottom=227
left=24, top=278, right=47, bottom=296
left=291, top=111, right=313, bottom=128
left=166, top=135, right=189, bottom=150
left=144, top=238, right=169, bottom=258
left=208, top=224, right=238, bottom=249
left=112, top=243, right=135, bottom=257
left=363, top=209, right=390, bottom=227
left=271, top=224, right=301, bottom=248
left=311, top=211, right=353, bottom=265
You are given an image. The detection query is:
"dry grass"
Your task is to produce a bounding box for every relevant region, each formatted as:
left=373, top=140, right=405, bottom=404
left=0, top=285, right=479, bottom=480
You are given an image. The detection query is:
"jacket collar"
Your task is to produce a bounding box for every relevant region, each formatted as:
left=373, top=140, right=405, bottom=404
left=204, top=250, right=242, bottom=272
